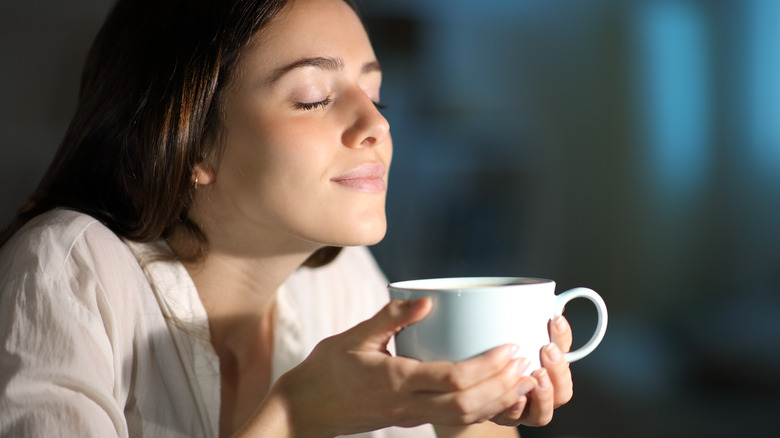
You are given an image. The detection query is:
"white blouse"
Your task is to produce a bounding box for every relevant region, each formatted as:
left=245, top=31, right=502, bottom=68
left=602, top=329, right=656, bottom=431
left=0, top=209, right=433, bottom=438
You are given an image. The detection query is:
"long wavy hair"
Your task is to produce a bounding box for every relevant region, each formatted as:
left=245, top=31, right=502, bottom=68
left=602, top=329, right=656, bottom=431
left=0, top=0, right=362, bottom=267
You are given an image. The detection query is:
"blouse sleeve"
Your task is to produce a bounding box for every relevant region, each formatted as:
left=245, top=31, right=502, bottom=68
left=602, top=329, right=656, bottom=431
left=0, top=226, right=129, bottom=437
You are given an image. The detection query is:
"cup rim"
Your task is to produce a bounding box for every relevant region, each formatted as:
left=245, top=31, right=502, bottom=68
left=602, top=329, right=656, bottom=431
left=388, top=276, right=554, bottom=291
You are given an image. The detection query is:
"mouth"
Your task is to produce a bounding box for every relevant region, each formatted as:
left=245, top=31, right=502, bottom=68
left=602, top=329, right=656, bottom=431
left=331, top=162, right=387, bottom=193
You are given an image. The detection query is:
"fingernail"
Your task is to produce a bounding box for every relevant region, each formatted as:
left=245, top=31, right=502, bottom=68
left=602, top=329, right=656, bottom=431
left=545, top=343, right=562, bottom=363
left=554, top=315, right=567, bottom=332
left=505, top=344, right=520, bottom=359
left=534, top=368, right=551, bottom=390
left=516, top=378, right=535, bottom=397
left=515, top=358, right=531, bottom=376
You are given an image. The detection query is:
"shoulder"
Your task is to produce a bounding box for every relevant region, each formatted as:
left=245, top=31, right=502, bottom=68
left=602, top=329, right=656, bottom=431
left=0, top=210, right=156, bottom=435
left=0, top=208, right=156, bottom=363
left=0, top=209, right=149, bottom=327
left=0, top=209, right=127, bottom=283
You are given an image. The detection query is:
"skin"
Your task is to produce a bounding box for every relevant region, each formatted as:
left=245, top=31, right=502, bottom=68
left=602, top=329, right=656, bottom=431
left=172, top=0, right=574, bottom=436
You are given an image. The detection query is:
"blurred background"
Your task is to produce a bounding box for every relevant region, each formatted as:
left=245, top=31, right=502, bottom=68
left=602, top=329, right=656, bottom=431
left=2, top=0, right=779, bottom=437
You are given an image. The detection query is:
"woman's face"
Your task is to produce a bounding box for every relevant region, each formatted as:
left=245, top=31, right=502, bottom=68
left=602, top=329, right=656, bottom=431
left=201, top=0, right=392, bottom=252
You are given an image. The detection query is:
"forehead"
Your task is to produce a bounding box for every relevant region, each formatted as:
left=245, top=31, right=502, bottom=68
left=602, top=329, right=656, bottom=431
left=244, top=0, right=373, bottom=69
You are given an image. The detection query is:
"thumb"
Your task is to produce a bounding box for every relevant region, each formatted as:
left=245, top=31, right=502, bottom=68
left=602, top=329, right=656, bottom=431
left=348, top=298, right=432, bottom=352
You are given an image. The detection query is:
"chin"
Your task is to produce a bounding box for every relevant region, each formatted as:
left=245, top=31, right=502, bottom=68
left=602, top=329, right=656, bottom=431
left=328, top=220, right=387, bottom=247
left=345, top=226, right=387, bottom=247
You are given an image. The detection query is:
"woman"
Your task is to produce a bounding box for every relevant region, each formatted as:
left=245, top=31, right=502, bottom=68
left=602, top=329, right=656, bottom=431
left=0, top=0, right=574, bottom=436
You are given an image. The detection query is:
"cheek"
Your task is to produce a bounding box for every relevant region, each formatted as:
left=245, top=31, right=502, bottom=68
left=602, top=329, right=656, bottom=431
left=221, top=105, right=290, bottom=174
left=259, top=118, right=332, bottom=182
left=219, top=114, right=331, bottom=202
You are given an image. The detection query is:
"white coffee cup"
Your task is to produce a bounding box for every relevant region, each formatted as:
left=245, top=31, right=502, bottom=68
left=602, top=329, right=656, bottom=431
left=388, top=277, right=608, bottom=372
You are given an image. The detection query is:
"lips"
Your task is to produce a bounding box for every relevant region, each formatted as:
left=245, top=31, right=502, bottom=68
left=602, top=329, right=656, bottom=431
left=331, top=162, right=387, bottom=193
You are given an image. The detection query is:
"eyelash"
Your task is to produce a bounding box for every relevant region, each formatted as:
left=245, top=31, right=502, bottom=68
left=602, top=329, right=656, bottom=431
left=294, top=98, right=387, bottom=111
left=295, top=97, right=333, bottom=111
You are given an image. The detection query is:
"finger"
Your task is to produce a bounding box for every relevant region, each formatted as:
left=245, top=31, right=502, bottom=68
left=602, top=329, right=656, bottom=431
left=423, top=358, right=531, bottom=425
left=347, top=298, right=433, bottom=352
left=488, top=375, right=535, bottom=426
left=520, top=368, right=555, bottom=427
left=448, top=345, right=521, bottom=391
left=548, top=315, right=573, bottom=353
left=403, top=345, right=522, bottom=393
left=489, top=397, right=527, bottom=427
left=540, top=343, right=573, bottom=407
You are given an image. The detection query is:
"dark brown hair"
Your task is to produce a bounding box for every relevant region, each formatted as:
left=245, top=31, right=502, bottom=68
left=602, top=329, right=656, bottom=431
left=0, top=0, right=365, bottom=267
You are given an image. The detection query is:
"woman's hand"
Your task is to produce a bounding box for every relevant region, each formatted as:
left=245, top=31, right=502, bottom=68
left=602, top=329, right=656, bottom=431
left=265, top=299, right=531, bottom=437
left=490, top=315, right=575, bottom=428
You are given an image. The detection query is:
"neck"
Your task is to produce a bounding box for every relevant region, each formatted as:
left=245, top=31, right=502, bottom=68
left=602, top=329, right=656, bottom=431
left=167, top=220, right=316, bottom=353
left=185, top=246, right=312, bottom=352
left=172, top=201, right=325, bottom=436
left=180, top=244, right=315, bottom=437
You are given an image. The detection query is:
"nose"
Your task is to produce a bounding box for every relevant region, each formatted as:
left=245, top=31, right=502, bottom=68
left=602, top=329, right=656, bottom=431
left=341, top=91, right=390, bottom=149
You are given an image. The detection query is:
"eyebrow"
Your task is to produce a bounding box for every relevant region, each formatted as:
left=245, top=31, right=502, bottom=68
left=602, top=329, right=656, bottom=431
left=267, top=56, right=382, bottom=83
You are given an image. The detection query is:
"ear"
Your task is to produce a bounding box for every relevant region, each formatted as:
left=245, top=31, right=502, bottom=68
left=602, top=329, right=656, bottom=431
left=192, top=162, right=216, bottom=186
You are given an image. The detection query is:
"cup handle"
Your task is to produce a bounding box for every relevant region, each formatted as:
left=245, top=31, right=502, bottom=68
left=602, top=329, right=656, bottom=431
left=554, top=287, right=608, bottom=363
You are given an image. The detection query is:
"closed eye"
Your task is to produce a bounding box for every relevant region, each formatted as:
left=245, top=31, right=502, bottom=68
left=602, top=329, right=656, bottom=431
left=295, top=97, right=333, bottom=111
